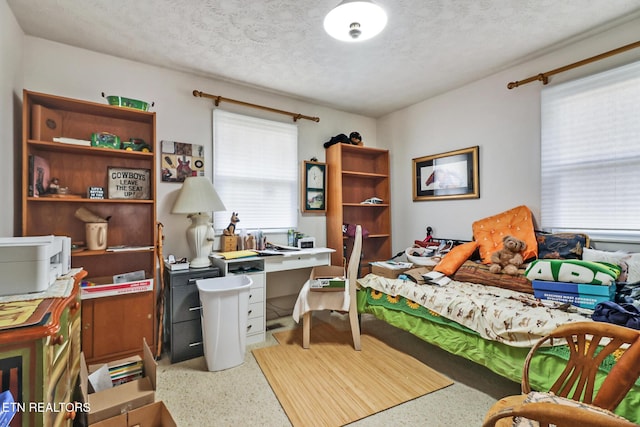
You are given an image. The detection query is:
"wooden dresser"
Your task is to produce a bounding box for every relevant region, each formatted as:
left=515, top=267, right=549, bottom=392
left=0, top=270, right=86, bottom=427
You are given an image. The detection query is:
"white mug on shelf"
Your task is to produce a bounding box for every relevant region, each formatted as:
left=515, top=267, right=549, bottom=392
left=86, top=222, right=108, bottom=250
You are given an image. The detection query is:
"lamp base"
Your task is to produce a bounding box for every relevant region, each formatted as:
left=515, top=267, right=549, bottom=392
left=189, top=257, right=212, bottom=269
left=185, top=212, right=214, bottom=269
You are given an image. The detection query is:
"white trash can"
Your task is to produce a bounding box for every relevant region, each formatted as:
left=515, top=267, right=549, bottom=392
left=196, top=275, right=253, bottom=371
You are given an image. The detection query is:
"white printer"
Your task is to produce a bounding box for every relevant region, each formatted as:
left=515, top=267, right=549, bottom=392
left=0, top=235, right=71, bottom=296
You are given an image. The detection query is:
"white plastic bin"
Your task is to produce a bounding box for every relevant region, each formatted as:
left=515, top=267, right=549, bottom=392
left=196, top=275, right=253, bottom=371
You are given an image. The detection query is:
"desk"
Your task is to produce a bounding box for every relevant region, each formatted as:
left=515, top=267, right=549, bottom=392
left=211, top=248, right=334, bottom=344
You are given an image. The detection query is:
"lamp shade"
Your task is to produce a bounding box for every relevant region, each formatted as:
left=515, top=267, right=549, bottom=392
left=324, top=0, right=387, bottom=42
left=172, top=176, right=226, bottom=214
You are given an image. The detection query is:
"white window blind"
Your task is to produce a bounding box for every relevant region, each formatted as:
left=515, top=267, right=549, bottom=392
left=213, top=109, right=298, bottom=232
left=540, top=59, right=640, bottom=241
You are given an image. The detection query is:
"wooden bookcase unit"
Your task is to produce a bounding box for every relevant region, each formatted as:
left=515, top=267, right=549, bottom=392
left=326, top=144, right=391, bottom=272
left=21, top=90, right=157, bottom=364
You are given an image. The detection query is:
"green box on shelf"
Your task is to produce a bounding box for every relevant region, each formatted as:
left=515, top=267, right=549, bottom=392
left=91, top=132, right=121, bottom=149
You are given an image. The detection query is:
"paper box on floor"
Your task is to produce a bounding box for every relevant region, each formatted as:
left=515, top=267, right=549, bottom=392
left=309, top=265, right=346, bottom=292
left=532, top=280, right=615, bottom=309
left=81, top=338, right=157, bottom=425
left=370, top=261, right=413, bottom=279
left=89, top=401, right=176, bottom=427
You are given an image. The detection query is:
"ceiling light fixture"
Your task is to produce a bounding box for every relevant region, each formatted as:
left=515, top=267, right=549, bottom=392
left=324, top=0, right=387, bottom=42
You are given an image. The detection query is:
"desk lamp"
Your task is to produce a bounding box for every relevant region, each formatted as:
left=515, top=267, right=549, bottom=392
left=172, top=176, right=226, bottom=268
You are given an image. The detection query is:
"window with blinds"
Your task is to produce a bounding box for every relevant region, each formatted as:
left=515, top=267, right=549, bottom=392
left=213, top=109, right=298, bottom=232
left=540, top=59, right=640, bottom=242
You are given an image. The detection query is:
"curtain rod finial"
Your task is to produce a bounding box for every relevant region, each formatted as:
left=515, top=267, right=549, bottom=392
left=193, top=90, right=202, bottom=97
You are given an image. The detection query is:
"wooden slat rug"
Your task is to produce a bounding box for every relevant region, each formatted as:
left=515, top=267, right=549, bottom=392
left=252, top=322, right=453, bottom=426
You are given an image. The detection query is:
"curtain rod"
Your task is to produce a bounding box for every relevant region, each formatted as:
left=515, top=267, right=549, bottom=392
left=192, top=90, right=320, bottom=122
left=507, top=40, right=640, bottom=89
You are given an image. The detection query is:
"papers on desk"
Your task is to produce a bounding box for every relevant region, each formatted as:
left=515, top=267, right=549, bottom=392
left=214, top=250, right=259, bottom=260
left=256, top=250, right=286, bottom=256
left=256, top=243, right=301, bottom=256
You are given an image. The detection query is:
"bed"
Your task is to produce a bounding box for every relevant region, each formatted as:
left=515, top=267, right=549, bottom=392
left=355, top=206, right=640, bottom=423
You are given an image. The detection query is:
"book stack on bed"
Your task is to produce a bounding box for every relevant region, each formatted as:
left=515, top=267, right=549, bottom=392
left=531, top=280, right=615, bottom=309
left=525, top=259, right=620, bottom=309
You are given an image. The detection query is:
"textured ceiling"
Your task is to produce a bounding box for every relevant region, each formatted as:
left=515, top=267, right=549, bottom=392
left=8, top=0, right=640, bottom=117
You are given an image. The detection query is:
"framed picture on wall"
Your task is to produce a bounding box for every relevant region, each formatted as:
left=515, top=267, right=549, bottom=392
left=413, top=146, right=479, bottom=201
left=302, top=161, right=326, bottom=213
left=160, top=140, right=205, bottom=182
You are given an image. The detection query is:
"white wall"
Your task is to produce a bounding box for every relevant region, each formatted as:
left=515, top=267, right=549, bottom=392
left=0, top=0, right=24, bottom=236
left=379, top=17, right=640, bottom=254
left=6, top=2, right=640, bottom=259
left=17, top=37, right=376, bottom=258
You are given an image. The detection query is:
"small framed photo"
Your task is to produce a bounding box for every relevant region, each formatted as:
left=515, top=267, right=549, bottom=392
left=108, top=167, right=151, bottom=199
left=413, top=146, right=479, bottom=201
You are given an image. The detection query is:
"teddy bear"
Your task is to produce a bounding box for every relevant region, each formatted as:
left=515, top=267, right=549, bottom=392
left=489, top=235, right=527, bottom=275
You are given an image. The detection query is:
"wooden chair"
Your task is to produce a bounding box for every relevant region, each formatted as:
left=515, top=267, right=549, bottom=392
left=483, top=400, right=638, bottom=427
left=300, top=224, right=362, bottom=350
left=483, top=321, right=640, bottom=427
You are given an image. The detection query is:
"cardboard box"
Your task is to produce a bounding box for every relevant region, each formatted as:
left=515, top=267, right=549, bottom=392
left=370, top=261, right=412, bottom=279
left=89, top=401, right=176, bottom=427
left=532, top=280, right=615, bottom=309
left=31, top=104, right=63, bottom=141
left=81, top=339, right=157, bottom=425
left=309, top=265, right=346, bottom=292
left=81, top=278, right=154, bottom=300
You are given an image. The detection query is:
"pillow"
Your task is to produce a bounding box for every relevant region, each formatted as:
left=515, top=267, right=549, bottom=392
left=472, top=205, right=538, bottom=264
left=451, top=260, right=532, bottom=294
left=535, top=231, right=590, bottom=260
left=524, top=259, right=621, bottom=285
left=582, top=248, right=640, bottom=284
left=433, top=241, right=478, bottom=276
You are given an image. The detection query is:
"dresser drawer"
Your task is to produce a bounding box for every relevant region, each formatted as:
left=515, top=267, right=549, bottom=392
left=168, top=268, right=220, bottom=287
left=248, top=286, right=264, bottom=305
left=246, top=316, right=265, bottom=337
left=171, top=283, right=202, bottom=322
left=265, top=253, right=330, bottom=272
left=247, top=301, right=264, bottom=319
left=170, top=319, right=204, bottom=363
left=244, top=272, right=265, bottom=289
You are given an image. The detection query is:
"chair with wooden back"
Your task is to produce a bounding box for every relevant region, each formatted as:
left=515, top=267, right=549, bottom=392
left=483, top=400, right=638, bottom=427
left=300, top=224, right=362, bottom=350
left=483, top=321, right=640, bottom=427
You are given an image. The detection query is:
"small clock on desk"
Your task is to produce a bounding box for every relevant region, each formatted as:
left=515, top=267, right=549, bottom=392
left=302, top=160, right=326, bottom=213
